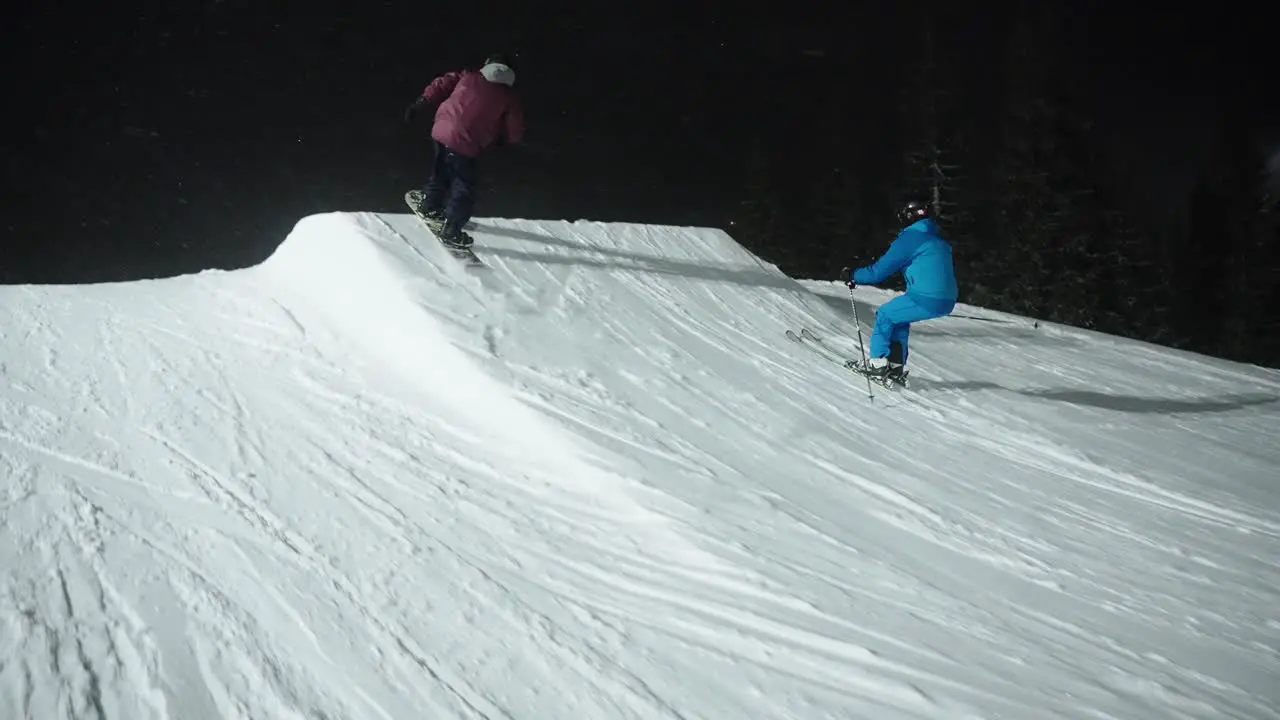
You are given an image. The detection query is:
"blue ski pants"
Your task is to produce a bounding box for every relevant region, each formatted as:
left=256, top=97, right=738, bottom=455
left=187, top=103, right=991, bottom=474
left=869, top=293, right=955, bottom=365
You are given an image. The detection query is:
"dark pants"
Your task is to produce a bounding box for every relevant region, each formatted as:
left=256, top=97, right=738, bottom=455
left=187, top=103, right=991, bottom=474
left=422, top=141, right=478, bottom=232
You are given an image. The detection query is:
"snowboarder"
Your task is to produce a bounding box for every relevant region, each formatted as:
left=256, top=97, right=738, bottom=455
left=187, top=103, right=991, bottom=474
left=842, top=198, right=958, bottom=382
left=403, top=53, right=525, bottom=247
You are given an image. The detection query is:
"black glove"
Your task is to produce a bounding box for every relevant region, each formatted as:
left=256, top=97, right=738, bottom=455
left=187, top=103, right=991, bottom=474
left=840, top=266, right=856, bottom=289
left=403, top=98, right=427, bottom=124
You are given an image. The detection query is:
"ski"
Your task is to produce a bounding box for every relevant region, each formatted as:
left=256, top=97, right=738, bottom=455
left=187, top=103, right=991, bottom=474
left=786, top=328, right=846, bottom=366
left=786, top=327, right=909, bottom=390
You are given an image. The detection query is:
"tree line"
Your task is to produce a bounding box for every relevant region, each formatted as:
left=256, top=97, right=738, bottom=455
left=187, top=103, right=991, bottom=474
left=734, top=10, right=1278, bottom=368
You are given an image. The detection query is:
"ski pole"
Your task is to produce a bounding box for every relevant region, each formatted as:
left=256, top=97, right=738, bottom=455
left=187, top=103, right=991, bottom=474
left=848, top=285, right=874, bottom=401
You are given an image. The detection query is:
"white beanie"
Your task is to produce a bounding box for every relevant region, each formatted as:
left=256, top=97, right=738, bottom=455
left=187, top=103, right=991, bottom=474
left=480, top=63, right=515, bottom=86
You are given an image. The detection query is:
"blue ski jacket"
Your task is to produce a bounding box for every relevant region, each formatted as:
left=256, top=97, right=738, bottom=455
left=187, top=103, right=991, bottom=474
left=852, top=218, right=958, bottom=304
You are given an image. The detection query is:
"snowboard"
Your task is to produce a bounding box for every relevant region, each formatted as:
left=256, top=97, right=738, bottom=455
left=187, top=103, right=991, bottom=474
left=403, top=190, right=484, bottom=267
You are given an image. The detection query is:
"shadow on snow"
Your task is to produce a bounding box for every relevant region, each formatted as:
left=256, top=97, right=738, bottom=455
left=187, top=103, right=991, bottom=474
left=477, top=223, right=1279, bottom=417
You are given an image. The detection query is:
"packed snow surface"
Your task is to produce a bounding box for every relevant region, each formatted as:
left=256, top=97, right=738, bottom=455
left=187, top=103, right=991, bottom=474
left=3, top=211, right=1279, bottom=719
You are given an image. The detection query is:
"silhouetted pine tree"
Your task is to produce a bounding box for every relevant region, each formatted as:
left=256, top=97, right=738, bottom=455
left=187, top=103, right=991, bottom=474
left=1184, top=189, right=1231, bottom=342
left=737, top=135, right=788, bottom=264
left=988, top=8, right=1110, bottom=328
left=812, top=164, right=873, bottom=276
left=1170, top=120, right=1261, bottom=352
left=987, top=10, right=1065, bottom=316
left=898, top=16, right=973, bottom=245
left=1244, top=188, right=1280, bottom=365
left=1220, top=156, right=1280, bottom=365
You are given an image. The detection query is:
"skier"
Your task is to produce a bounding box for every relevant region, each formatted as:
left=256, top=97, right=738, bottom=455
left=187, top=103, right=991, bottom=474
left=403, top=53, right=525, bottom=247
left=842, top=198, right=958, bottom=383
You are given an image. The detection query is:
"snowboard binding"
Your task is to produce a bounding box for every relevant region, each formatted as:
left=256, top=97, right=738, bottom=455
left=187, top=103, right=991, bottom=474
left=404, top=189, right=484, bottom=265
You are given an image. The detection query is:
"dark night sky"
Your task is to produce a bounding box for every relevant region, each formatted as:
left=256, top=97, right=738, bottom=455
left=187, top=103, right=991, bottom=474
left=4, top=1, right=1275, bottom=282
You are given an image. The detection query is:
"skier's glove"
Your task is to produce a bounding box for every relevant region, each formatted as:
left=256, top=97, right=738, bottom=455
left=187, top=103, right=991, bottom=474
left=840, top=266, right=857, bottom=289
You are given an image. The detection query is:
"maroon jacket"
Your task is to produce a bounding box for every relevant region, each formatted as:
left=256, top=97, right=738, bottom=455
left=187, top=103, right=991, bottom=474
left=420, top=65, right=524, bottom=157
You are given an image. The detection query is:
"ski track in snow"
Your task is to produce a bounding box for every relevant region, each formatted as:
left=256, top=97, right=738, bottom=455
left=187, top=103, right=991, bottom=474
left=2, top=211, right=1278, bottom=719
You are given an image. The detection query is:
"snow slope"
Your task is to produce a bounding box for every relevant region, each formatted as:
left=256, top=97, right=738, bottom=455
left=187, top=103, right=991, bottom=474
left=2, top=210, right=1279, bottom=720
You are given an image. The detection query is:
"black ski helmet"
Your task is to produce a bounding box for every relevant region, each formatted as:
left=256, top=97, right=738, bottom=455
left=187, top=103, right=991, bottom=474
left=896, top=198, right=931, bottom=227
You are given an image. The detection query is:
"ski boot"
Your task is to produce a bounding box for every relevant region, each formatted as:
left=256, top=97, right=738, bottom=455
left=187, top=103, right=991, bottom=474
left=846, top=358, right=909, bottom=388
